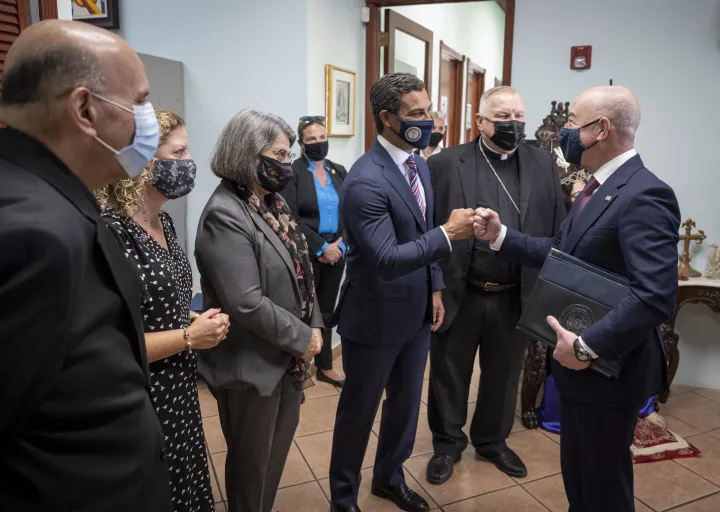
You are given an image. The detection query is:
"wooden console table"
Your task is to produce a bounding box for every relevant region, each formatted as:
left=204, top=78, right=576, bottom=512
left=519, top=277, right=720, bottom=429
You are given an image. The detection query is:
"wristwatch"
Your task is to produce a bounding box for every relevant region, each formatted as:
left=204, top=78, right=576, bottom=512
left=573, top=338, right=591, bottom=362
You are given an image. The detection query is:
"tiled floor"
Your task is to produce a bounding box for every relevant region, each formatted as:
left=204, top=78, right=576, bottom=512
left=198, top=358, right=720, bottom=512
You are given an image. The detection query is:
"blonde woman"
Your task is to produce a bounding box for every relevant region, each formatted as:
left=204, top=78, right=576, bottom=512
left=96, top=110, right=229, bottom=512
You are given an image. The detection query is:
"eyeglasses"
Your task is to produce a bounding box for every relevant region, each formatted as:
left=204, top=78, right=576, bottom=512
left=267, top=149, right=295, bottom=163
left=299, top=115, right=326, bottom=126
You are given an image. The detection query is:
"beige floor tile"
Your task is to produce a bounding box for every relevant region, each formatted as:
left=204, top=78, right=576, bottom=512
left=211, top=451, right=227, bottom=503
left=197, top=378, right=208, bottom=389
left=272, top=481, right=329, bottom=511
left=304, top=378, right=340, bottom=400
left=634, top=498, right=653, bottom=512
left=215, top=502, right=227, bottom=512
left=671, top=384, right=698, bottom=395
left=672, top=492, right=720, bottom=511
left=295, top=395, right=340, bottom=437
left=403, top=447, right=516, bottom=506
left=198, top=385, right=219, bottom=418
left=471, top=370, right=480, bottom=389
left=203, top=415, right=227, bottom=454
left=662, top=393, right=720, bottom=433
left=677, top=433, right=720, bottom=486
left=295, top=430, right=378, bottom=479
left=318, top=469, right=439, bottom=511
left=443, top=486, right=547, bottom=511
left=512, top=415, right=527, bottom=434
left=539, top=428, right=561, bottom=445
left=664, top=414, right=703, bottom=438
left=694, top=388, right=720, bottom=405
left=523, top=473, right=567, bottom=512
left=634, top=459, right=718, bottom=511
left=708, top=429, right=720, bottom=441
left=424, top=354, right=430, bottom=379
left=279, top=442, right=315, bottom=489
left=507, top=429, right=561, bottom=483
left=421, top=379, right=429, bottom=405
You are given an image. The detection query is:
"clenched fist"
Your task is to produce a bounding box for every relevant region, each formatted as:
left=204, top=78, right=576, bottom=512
left=442, top=208, right=475, bottom=241
left=473, top=208, right=502, bottom=242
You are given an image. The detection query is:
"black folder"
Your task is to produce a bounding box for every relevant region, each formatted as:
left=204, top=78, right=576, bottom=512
left=517, top=249, right=630, bottom=378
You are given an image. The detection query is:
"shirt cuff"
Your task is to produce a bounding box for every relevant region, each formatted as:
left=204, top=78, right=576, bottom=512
left=578, top=336, right=599, bottom=359
left=439, top=226, right=453, bottom=252
left=338, top=241, right=347, bottom=256
left=489, top=225, right=508, bottom=251
left=316, top=242, right=329, bottom=257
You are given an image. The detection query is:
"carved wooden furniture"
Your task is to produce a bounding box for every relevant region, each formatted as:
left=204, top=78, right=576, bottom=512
left=660, top=278, right=720, bottom=403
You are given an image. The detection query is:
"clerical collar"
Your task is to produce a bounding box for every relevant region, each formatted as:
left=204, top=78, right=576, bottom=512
left=480, top=138, right=515, bottom=161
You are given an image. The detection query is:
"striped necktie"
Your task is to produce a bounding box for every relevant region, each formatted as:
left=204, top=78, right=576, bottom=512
left=406, top=155, right=426, bottom=218
left=574, top=176, right=600, bottom=216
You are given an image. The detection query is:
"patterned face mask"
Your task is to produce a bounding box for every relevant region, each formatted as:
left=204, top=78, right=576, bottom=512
left=257, top=155, right=293, bottom=193
left=152, top=158, right=197, bottom=199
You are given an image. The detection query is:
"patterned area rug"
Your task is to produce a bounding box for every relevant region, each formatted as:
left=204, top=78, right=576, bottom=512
left=631, top=414, right=701, bottom=464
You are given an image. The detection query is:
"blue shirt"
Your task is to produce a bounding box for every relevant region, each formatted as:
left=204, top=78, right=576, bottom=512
left=307, top=158, right=346, bottom=257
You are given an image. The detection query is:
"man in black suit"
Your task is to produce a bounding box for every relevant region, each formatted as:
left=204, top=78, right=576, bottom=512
left=0, top=20, right=172, bottom=511
left=426, top=87, right=566, bottom=484
left=474, top=86, right=680, bottom=511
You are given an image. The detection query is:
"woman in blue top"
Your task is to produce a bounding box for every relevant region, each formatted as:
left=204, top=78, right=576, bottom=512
left=282, top=116, right=348, bottom=388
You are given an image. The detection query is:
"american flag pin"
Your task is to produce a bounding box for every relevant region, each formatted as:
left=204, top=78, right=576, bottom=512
left=605, top=195, right=612, bottom=201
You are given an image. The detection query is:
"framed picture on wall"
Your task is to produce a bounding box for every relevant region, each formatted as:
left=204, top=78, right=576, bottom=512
left=325, top=64, right=356, bottom=138
left=72, top=0, right=120, bottom=29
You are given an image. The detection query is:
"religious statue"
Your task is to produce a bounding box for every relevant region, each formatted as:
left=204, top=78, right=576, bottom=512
left=706, top=243, right=720, bottom=279
left=678, top=218, right=707, bottom=278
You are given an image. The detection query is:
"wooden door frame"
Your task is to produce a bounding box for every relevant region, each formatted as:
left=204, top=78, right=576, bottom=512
left=384, top=9, right=434, bottom=100
left=365, top=0, right=515, bottom=150
left=465, top=58, right=486, bottom=140
left=438, top=40, right=464, bottom=147
left=38, top=0, right=59, bottom=20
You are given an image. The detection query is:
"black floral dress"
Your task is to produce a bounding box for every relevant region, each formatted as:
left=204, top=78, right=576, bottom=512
left=103, top=209, right=214, bottom=512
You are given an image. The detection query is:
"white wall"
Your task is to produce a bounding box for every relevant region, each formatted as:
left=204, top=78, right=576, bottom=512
left=513, top=0, right=720, bottom=389
left=57, top=0, right=72, bottom=20
left=306, top=0, right=366, bottom=167
left=388, top=1, right=505, bottom=140
left=116, top=0, right=308, bottom=283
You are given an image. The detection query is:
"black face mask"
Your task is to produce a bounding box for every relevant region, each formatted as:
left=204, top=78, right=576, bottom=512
left=303, top=141, right=329, bottom=161
left=152, top=158, right=197, bottom=199
left=257, top=155, right=293, bottom=193
left=429, top=132, right=444, bottom=148
left=488, top=120, right=526, bottom=151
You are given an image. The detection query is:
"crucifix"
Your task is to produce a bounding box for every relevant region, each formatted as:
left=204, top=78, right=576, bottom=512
left=678, top=218, right=706, bottom=278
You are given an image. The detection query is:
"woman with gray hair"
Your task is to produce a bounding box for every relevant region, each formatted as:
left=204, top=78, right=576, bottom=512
left=195, top=110, right=324, bottom=512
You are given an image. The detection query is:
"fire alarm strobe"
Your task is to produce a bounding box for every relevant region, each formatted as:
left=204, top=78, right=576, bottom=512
left=571, top=46, right=592, bottom=70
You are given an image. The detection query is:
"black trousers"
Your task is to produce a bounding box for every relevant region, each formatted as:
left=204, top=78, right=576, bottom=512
left=329, top=329, right=429, bottom=508
left=560, top=397, right=640, bottom=512
left=210, top=375, right=301, bottom=512
left=311, top=257, right=345, bottom=371
left=428, top=285, right=526, bottom=456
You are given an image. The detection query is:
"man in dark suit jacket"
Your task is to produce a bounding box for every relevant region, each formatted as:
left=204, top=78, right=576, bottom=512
left=426, top=87, right=566, bottom=485
left=328, top=73, right=475, bottom=512
left=0, top=21, right=171, bottom=511
left=474, top=86, right=680, bottom=512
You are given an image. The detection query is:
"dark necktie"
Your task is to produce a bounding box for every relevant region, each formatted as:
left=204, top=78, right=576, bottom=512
left=574, top=176, right=600, bottom=216
left=406, top=155, right=426, bottom=217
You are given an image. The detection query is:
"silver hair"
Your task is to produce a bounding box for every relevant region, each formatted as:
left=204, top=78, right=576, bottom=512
left=211, top=110, right=296, bottom=186
left=478, top=86, right=521, bottom=117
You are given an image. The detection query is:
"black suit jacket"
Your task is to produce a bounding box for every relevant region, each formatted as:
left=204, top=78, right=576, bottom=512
left=0, top=129, right=171, bottom=511
left=429, top=139, right=566, bottom=331
left=282, top=158, right=348, bottom=255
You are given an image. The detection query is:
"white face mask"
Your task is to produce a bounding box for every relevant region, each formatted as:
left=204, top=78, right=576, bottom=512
left=93, top=93, right=160, bottom=178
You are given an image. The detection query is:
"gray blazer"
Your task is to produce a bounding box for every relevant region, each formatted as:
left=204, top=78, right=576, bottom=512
left=195, top=179, right=323, bottom=397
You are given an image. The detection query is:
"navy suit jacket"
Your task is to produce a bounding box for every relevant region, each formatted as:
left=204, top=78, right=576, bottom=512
left=335, top=139, right=451, bottom=345
left=498, top=155, right=680, bottom=407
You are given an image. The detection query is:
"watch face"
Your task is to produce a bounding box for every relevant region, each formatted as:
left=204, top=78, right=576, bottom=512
left=573, top=339, right=591, bottom=362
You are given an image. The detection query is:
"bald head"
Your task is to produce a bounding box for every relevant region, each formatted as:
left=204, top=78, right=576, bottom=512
left=479, top=86, right=523, bottom=118
left=572, top=86, right=641, bottom=141
left=1, top=20, right=139, bottom=106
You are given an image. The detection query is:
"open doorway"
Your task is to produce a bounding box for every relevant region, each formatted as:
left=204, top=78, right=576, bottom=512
left=364, top=0, right=515, bottom=151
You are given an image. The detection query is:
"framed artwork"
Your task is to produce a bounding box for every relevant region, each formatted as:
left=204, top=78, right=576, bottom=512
left=72, top=0, right=120, bottom=30
left=325, top=65, right=356, bottom=137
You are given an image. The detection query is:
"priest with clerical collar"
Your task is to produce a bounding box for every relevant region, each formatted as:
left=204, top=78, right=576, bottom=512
left=425, top=86, right=566, bottom=485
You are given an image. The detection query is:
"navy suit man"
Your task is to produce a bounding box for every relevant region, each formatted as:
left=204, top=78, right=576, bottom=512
left=474, top=86, right=681, bottom=512
left=329, top=73, right=475, bottom=512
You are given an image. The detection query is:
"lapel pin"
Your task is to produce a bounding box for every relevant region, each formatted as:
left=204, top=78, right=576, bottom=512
left=605, top=195, right=612, bottom=201
left=331, top=169, right=336, bottom=175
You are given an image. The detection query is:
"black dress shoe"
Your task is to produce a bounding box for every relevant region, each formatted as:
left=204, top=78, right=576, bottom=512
left=371, top=481, right=429, bottom=512
left=316, top=370, right=345, bottom=388
left=426, top=453, right=462, bottom=485
left=475, top=443, right=527, bottom=478
left=330, top=505, right=361, bottom=512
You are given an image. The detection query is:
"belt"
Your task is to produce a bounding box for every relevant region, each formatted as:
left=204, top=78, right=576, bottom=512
left=468, top=279, right=519, bottom=292
left=319, top=233, right=339, bottom=243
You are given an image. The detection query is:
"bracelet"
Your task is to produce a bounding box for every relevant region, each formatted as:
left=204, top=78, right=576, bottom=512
left=183, top=327, right=192, bottom=353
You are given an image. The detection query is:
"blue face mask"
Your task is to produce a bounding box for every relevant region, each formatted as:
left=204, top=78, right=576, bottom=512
left=93, top=93, right=161, bottom=178
left=392, top=114, right=434, bottom=150
left=558, top=118, right=601, bottom=166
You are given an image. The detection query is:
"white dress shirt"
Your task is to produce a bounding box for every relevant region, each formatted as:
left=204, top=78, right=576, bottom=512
left=377, top=136, right=452, bottom=250
left=489, top=148, right=638, bottom=359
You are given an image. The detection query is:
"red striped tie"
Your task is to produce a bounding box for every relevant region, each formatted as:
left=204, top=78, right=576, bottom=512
left=574, top=176, right=600, bottom=216
left=406, top=155, right=426, bottom=218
